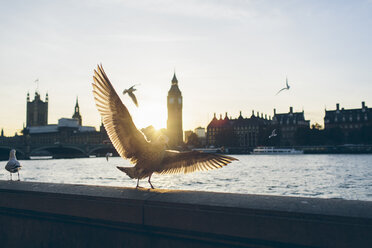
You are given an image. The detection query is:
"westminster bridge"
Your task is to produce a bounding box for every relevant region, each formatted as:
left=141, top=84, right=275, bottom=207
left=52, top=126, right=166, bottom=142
left=0, top=133, right=116, bottom=160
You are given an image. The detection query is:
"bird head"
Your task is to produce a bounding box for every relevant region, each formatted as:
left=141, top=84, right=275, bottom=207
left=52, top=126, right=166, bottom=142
left=123, top=89, right=128, bottom=94
left=9, top=149, right=16, bottom=158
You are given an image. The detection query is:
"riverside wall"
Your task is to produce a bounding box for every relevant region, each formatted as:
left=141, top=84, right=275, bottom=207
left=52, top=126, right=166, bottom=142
left=0, top=181, right=371, bottom=248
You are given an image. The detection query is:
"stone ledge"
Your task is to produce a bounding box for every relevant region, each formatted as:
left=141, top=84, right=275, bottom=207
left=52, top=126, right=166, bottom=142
left=0, top=180, right=371, bottom=248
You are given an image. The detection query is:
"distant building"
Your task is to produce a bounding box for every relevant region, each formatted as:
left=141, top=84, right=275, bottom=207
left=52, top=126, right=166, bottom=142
left=184, top=130, right=193, bottom=143
left=72, top=97, right=82, bottom=126
left=324, top=102, right=371, bottom=130
left=167, top=73, right=183, bottom=147
left=324, top=102, right=372, bottom=143
left=207, top=111, right=271, bottom=148
left=272, top=107, right=310, bottom=146
left=194, top=127, right=206, bottom=146
left=26, top=91, right=48, bottom=127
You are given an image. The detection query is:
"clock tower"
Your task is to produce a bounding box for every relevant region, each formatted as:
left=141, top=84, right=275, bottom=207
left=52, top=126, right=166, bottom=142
left=167, top=72, right=183, bottom=147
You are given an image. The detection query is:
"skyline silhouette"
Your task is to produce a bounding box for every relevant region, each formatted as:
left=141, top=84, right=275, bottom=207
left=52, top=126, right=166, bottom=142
left=1, top=1, right=371, bottom=135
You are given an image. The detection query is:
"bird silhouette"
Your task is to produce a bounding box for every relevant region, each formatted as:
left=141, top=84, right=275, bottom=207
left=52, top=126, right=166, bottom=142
left=276, top=77, right=290, bottom=95
left=269, top=129, right=277, bottom=139
left=105, top=152, right=113, bottom=161
left=5, top=149, right=22, bottom=181
left=92, top=65, right=237, bottom=189
left=123, top=84, right=139, bottom=107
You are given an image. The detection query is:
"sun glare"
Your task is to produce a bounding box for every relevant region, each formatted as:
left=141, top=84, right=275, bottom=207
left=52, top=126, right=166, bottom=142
left=129, top=103, right=167, bottom=131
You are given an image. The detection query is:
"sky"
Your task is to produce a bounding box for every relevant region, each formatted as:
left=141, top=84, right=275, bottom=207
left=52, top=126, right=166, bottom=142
left=0, top=0, right=371, bottom=136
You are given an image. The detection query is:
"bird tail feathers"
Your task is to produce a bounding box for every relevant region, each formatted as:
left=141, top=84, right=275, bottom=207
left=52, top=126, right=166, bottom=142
left=117, top=166, right=136, bottom=179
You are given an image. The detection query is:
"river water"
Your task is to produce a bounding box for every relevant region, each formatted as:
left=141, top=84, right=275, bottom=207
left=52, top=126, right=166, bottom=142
left=1, top=154, right=371, bottom=201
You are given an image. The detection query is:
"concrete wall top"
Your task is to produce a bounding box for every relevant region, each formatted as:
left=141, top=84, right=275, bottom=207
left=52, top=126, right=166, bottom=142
left=0, top=180, right=371, bottom=247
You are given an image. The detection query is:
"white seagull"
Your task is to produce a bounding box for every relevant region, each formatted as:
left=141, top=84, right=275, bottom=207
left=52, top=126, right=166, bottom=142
left=105, top=152, right=113, bottom=161
left=269, top=129, right=277, bottom=139
left=276, top=77, right=290, bottom=95
left=92, top=64, right=237, bottom=189
left=123, top=84, right=139, bottom=107
left=5, top=149, right=22, bottom=181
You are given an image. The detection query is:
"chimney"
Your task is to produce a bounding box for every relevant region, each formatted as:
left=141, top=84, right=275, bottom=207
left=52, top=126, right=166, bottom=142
left=257, top=111, right=259, bottom=117
left=252, top=110, right=255, bottom=116
left=273, top=108, right=276, bottom=115
left=336, top=103, right=340, bottom=110
left=362, top=101, right=366, bottom=108
left=265, top=114, right=267, bottom=119
left=261, top=113, right=263, bottom=118
left=219, top=114, right=222, bottom=120
left=289, top=107, right=293, bottom=113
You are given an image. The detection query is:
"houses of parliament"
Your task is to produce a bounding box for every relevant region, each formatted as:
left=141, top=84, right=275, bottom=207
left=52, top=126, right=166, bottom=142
left=0, top=73, right=184, bottom=159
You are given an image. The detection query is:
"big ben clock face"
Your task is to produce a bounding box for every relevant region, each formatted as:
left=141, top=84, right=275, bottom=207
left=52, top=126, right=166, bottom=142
left=178, top=98, right=182, bottom=104
left=169, top=97, right=174, bottom=104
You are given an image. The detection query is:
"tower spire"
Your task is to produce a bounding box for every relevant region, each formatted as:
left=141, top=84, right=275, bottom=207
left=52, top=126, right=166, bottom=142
left=172, top=72, right=178, bottom=85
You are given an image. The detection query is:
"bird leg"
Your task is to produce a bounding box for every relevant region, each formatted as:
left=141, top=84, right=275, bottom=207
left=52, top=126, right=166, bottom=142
left=17, top=172, right=20, bottom=181
left=148, top=174, right=155, bottom=189
left=10, top=173, right=12, bottom=181
left=135, top=178, right=143, bottom=189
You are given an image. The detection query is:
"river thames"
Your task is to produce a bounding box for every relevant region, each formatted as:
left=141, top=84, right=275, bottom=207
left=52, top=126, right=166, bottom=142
left=1, top=154, right=371, bottom=201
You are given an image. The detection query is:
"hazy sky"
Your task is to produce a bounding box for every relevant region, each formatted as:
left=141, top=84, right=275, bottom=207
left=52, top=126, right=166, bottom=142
left=1, top=0, right=371, bottom=136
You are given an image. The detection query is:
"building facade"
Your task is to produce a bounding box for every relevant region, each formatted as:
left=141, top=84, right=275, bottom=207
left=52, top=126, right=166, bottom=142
left=207, top=111, right=272, bottom=148
left=324, top=102, right=371, bottom=130
left=272, top=107, right=310, bottom=146
left=324, top=102, right=372, bottom=143
left=26, top=91, right=48, bottom=127
left=167, top=73, right=183, bottom=147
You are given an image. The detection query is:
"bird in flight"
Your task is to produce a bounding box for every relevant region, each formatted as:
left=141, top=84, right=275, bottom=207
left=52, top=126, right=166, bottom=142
left=92, top=65, right=237, bottom=189
left=5, top=149, right=22, bottom=181
left=276, top=77, right=290, bottom=95
left=269, top=129, right=277, bottom=139
left=123, top=84, right=139, bottom=107
left=105, top=152, right=113, bottom=161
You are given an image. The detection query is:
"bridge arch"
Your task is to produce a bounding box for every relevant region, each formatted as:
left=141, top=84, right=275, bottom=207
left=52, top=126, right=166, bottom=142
left=31, top=145, right=88, bottom=159
left=88, top=145, right=117, bottom=157
left=0, top=146, right=26, bottom=160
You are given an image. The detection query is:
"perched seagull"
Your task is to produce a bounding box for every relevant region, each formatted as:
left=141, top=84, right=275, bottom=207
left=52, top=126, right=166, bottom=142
left=92, top=65, right=237, bottom=189
left=5, top=149, right=22, bottom=181
left=105, top=152, right=113, bottom=161
left=276, top=77, right=290, bottom=95
left=269, top=129, right=277, bottom=139
left=123, top=84, right=139, bottom=107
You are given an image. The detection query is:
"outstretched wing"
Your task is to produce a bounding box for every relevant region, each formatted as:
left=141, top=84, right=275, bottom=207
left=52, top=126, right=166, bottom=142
left=92, top=64, right=149, bottom=163
left=275, top=87, right=287, bottom=95
left=156, top=150, right=238, bottom=175
left=128, top=91, right=139, bottom=107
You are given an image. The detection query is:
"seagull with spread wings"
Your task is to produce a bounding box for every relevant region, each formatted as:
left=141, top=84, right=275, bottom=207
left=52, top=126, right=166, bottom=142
left=92, top=65, right=237, bottom=189
left=123, top=84, right=139, bottom=107
left=276, top=77, right=290, bottom=95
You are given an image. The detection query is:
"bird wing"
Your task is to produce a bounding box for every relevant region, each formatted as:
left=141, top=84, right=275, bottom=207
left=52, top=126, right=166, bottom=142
left=156, top=150, right=238, bottom=175
left=92, top=65, right=149, bottom=163
left=128, top=91, right=139, bottom=107
left=275, top=87, right=287, bottom=95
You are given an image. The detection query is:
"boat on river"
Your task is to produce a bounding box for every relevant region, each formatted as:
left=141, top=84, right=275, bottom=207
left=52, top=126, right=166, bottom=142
left=251, top=147, right=303, bottom=155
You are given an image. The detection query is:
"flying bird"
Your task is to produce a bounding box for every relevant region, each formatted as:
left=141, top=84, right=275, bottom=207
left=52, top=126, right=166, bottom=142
left=105, top=152, right=113, bottom=161
left=92, top=65, right=237, bottom=189
left=5, top=149, right=22, bottom=181
left=123, top=84, right=139, bottom=107
left=276, top=77, right=290, bottom=95
left=269, top=129, right=277, bottom=139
